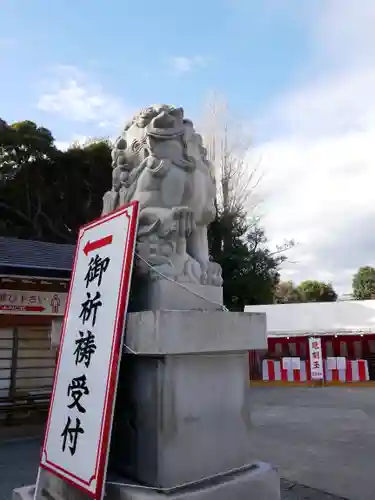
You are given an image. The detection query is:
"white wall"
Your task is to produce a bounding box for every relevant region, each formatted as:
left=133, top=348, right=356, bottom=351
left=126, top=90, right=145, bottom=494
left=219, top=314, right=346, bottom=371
left=245, top=300, right=375, bottom=336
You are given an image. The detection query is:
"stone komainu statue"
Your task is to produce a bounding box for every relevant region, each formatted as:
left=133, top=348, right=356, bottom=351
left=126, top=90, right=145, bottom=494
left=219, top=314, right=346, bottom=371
left=102, top=104, right=222, bottom=286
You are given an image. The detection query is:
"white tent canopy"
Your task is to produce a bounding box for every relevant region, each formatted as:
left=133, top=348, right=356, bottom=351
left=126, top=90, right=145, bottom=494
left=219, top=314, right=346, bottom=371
left=244, top=300, right=375, bottom=337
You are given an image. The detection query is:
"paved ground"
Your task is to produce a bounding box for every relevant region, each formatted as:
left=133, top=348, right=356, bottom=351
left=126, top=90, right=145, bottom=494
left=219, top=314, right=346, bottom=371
left=280, top=480, right=347, bottom=500
left=249, top=386, right=375, bottom=500
left=0, top=437, right=41, bottom=500
left=0, top=437, right=347, bottom=500
left=2, top=386, right=373, bottom=499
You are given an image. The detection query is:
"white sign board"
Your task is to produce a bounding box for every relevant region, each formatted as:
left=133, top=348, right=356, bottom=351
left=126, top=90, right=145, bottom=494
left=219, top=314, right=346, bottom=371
left=337, top=356, right=347, bottom=370
left=39, top=202, right=139, bottom=499
left=292, top=357, right=301, bottom=370
left=327, top=357, right=337, bottom=370
left=309, top=337, right=324, bottom=380
left=282, top=357, right=301, bottom=370
left=0, top=290, right=67, bottom=315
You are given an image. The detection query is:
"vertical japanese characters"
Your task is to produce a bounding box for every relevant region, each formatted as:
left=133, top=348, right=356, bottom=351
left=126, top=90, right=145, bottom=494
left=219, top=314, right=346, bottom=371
left=309, top=337, right=324, bottom=380
left=311, top=341, right=321, bottom=368
left=61, top=254, right=110, bottom=455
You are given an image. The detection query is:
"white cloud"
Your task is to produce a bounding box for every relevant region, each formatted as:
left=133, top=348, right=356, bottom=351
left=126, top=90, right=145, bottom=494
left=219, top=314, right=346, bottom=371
left=55, top=140, right=70, bottom=151
left=313, top=0, right=375, bottom=69
left=55, top=135, right=91, bottom=151
left=168, top=56, right=209, bottom=75
left=37, top=65, right=129, bottom=128
left=255, top=1, right=375, bottom=294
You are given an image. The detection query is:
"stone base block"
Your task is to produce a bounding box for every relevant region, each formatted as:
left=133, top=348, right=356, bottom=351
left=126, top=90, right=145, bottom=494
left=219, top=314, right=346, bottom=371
left=12, top=485, right=35, bottom=500
left=12, top=469, right=89, bottom=500
left=12, top=463, right=280, bottom=500
left=110, top=311, right=267, bottom=488
left=110, top=351, right=254, bottom=488
left=124, top=309, right=267, bottom=355
left=129, top=278, right=223, bottom=312
left=111, top=309, right=267, bottom=489
left=106, top=462, right=280, bottom=500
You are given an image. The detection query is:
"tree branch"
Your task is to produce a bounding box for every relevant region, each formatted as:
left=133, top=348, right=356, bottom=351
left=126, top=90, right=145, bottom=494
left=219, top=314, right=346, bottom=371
left=39, top=211, right=74, bottom=243
left=0, top=200, right=34, bottom=225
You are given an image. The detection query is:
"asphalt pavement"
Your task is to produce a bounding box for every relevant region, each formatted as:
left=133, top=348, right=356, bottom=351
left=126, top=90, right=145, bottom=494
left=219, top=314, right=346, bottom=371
left=2, top=386, right=371, bottom=499
left=0, top=436, right=348, bottom=500
left=248, top=386, right=375, bottom=500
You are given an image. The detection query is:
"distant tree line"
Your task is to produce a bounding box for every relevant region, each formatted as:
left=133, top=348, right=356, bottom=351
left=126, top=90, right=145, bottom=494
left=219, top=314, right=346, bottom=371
left=275, top=267, right=375, bottom=304
left=274, top=280, right=337, bottom=303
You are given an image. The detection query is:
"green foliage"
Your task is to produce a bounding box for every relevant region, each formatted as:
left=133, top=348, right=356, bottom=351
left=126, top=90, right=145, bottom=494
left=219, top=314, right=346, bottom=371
left=296, top=280, right=337, bottom=302
left=352, top=266, right=375, bottom=300
left=0, top=118, right=112, bottom=242
left=208, top=208, right=286, bottom=310
left=274, top=280, right=302, bottom=303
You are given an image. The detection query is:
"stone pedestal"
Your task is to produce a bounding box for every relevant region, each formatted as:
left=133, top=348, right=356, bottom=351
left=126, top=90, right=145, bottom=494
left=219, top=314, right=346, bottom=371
left=109, top=309, right=269, bottom=489
left=13, top=309, right=280, bottom=499
left=129, top=279, right=224, bottom=312
left=105, top=462, right=280, bottom=499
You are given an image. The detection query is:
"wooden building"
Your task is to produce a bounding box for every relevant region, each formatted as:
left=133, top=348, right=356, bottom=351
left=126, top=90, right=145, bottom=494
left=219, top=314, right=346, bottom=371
left=0, top=237, right=74, bottom=419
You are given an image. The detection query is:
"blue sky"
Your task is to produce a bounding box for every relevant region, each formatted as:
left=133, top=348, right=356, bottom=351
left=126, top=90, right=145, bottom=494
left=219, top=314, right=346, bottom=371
left=2, top=0, right=375, bottom=294
left=1, top=0, right=315, bottom=142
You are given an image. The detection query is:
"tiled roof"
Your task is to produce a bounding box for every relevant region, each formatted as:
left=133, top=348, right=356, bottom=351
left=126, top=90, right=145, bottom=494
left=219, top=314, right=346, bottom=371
left=0, top=237, right=75, bottom=272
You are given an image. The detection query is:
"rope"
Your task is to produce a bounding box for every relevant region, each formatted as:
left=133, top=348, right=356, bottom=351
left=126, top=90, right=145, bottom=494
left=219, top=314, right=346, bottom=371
left=122, top=252, right=228, bottom=355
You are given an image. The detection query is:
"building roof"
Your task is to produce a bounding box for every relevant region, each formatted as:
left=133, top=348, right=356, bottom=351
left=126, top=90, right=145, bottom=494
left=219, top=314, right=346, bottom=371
left=244, top=301, right=375, bottom=337
left=0, top=237, right=75, bottom=276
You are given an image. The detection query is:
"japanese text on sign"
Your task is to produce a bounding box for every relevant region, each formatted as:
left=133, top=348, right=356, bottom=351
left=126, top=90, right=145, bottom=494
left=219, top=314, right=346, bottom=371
left=60, top=253, right=110, bottom=456
left=39, top=202, right=139, bottom=500
left=309, top=337, right=324, bottom=380
left=0, top=290, right=67, bottom=315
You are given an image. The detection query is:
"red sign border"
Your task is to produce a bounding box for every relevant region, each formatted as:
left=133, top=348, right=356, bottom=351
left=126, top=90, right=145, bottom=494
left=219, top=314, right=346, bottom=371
left=39, top=201, right=139, bottom=499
